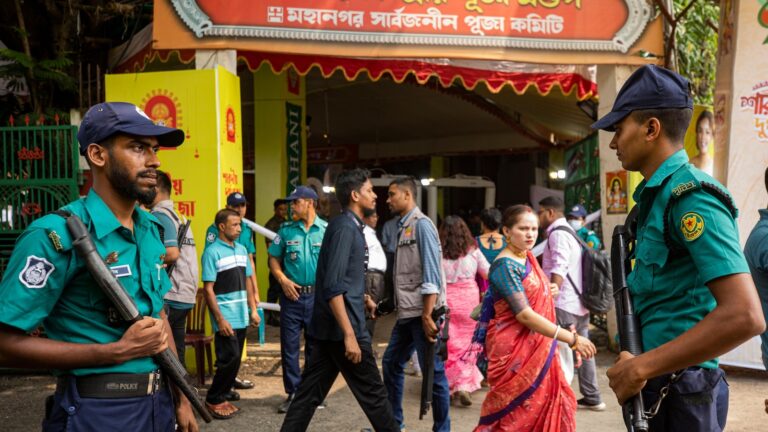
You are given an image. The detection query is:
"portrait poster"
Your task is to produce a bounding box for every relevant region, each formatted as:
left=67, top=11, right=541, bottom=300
left=605, top=170, right=628, bottom=214
left=683, top=105, right=715, bottom=176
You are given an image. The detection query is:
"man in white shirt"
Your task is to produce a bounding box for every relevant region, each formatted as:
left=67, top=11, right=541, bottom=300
left=538, top=196, right=605, bottom=411
left=363, top=209, right=387, bottom=341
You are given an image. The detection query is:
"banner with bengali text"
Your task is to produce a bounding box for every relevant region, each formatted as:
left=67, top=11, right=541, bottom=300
left=154, top=0, right=664, bottom=65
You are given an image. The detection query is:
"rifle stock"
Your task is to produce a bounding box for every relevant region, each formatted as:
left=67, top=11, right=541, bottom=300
left=64, top=215, right=213, bottom=423
left=611, top=209, right=648, bottom=432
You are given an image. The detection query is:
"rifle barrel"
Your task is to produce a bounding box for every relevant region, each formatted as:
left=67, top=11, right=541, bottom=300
left=611, top=223, right=648, bottom=432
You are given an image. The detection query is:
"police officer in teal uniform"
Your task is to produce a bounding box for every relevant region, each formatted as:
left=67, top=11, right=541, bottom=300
left=565, top=204, right=601, bottom=250
left=0, top=102, right=198, bottom=431
left=268, top=186, right=327, bottom=413
left=597, top=65, right=765, bottom=431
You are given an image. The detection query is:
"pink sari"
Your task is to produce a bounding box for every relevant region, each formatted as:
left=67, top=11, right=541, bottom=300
left=474, top=251, right=576, bottom=432
left=443, top=249, right=489, bottom=394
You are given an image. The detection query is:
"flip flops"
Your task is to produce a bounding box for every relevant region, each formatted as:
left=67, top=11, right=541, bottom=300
left=205, top=401, right=240, bottom=420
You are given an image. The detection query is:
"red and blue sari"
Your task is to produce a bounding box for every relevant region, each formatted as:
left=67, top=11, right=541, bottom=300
left=471, top=251, right=576, bottom=431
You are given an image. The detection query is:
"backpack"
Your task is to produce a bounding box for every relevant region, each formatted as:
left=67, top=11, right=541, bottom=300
left=550, top=226, right=614, bottom=314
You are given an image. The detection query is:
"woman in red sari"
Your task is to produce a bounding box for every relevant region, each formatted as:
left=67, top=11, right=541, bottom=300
left=471, top=205, right=596, bottom=432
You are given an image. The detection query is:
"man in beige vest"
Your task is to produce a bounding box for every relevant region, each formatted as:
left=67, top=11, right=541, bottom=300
left=382, top=177, right=450, bottom=432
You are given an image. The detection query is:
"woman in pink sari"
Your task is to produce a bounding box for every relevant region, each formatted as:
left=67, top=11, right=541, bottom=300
left=439, top=216, right=490, bottom=406
left=472, top=205, right=596, bottom=432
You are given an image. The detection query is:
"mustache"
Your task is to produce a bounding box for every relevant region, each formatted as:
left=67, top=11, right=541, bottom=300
left=137, top=169, right=157, bottom=179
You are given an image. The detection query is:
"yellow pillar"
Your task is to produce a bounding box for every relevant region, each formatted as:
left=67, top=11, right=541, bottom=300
left=253, top=66, right=306, bottom=301
left=430, top=156, right=446, bottom=220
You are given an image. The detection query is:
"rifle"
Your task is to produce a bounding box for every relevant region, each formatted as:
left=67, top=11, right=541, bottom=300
left=63, top=213, right=213, bottom=423
left=165, top=219, right=191, bottom=277
left=610, top=207, right=648, bottom=432
left=419, top=305, right=449, bottom=420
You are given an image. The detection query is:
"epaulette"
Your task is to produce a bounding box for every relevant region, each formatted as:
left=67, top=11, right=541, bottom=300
left=663, top=172, right=737, bottom=260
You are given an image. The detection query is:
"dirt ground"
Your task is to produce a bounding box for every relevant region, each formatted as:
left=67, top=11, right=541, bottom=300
left=1, top=314, right=767, bottom=431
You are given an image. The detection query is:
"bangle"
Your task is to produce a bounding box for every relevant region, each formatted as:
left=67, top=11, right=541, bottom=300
left=553, top=325, right=561, bottom=341
left=568, top=331, right=578, bottom=349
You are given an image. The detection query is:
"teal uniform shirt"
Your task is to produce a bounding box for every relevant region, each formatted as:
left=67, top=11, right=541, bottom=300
left=0, top=189, right=171, bottom=376
left=628, top=150, right=749, bottom=369
left=204, top=220, right=256, bottom=255
left=268, top=217, right=327, bottom=286
left=576, top=226, right=601, bottom=250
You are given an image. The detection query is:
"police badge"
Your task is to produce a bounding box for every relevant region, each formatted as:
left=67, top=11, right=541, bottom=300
left=18, top=256, right=55, bottom=289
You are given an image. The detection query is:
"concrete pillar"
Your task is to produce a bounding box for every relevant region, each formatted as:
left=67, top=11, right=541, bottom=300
left=596, top=64, right=638, bottom=351
left=195, top=49, right=237, bottom=74
left=252, top=66, right=306, bottom=300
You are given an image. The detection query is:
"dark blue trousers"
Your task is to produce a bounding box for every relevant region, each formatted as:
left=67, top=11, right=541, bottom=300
left=280, top=291, right=314, bottom=394
left=642, top=367, right=729, bottom=432
left=42, top=376, right=175, bottom=432
left=382, top=317, right=450, bottom=432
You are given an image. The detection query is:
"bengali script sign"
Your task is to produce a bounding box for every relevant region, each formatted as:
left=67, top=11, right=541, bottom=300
left=168, top=0, right=651, bottom=53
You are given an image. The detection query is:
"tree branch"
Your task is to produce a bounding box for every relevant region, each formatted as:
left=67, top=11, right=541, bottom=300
left=652, top=0, right=675, bottom=23
left=675, top=0, right=699, bottom=22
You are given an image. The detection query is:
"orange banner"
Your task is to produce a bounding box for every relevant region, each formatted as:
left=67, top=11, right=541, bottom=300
left=155, top=0, right=664, bottom=64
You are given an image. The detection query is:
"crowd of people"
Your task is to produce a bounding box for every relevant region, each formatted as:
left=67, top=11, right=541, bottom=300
left=0, top=64, right=766, bottom=432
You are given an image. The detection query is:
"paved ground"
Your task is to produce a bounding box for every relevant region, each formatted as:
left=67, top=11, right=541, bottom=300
left=1, top=314, right=767, bottom=431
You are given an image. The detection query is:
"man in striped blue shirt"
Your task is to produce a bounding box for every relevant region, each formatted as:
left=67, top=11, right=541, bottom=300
left=201, top=209, right=259, bottom=420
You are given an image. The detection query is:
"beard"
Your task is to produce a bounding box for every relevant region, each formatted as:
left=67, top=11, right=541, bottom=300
left=106, top=158, right=157, bottom=206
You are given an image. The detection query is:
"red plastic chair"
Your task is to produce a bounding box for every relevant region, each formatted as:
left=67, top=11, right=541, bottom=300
left=184, top=290, right=214, bottom=386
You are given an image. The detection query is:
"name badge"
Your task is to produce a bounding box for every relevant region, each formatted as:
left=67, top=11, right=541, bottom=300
left=110, top=265, right=133, bottom=278
left=286, top=240, right=300, bottom=246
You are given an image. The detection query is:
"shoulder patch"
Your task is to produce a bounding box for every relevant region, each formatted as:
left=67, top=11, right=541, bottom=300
left=273, top=235, right=281, bottom=245
left=671, top=181, right=697, bottom=197
left=681, top=212, right=705, bottom=241
left=206, top=232, right=216, bottom=243
left=19, top=256, right=55, bottom=288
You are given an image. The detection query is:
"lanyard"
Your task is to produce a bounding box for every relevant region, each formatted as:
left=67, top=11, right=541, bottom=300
left=344, top=210, right=369, bottom=270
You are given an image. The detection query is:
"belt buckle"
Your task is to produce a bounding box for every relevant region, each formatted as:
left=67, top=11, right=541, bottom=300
left=148, top=371, right=161, bottom=394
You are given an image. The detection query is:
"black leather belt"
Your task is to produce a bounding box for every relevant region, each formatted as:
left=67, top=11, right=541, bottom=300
left=56, top=371, right=165, bottom=399
left=366, top=269, right=385, bottom=275
left=298, top=285, right=314, bottom=295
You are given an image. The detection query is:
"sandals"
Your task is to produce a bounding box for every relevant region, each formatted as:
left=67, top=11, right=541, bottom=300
left=205, top=401, right=240, bottom=420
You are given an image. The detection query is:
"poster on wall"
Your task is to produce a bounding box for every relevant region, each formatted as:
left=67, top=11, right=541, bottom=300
left=683, top=105, right=715, bottom=176
left=605, top=170, right=628, bottom=214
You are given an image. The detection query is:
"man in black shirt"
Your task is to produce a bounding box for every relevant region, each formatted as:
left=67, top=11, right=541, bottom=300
left=281, top=168, right=399, bottom=432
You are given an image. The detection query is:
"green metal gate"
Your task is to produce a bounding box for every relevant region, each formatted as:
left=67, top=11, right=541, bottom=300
left=0, top=125, right=80, bottom=278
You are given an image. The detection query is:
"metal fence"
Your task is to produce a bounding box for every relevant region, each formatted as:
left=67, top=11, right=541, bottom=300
left=0, top=124, right=80, bottom=278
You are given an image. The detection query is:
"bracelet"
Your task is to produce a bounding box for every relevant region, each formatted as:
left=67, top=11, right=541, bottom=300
left=568, top=330, right=578, bottom=349
left=553, top=325, right=561, bottom=341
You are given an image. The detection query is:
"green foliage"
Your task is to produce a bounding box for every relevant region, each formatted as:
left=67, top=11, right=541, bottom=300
left=672, top=0, right=720, bottom=106
left=0, top=48, right=76, bottom=93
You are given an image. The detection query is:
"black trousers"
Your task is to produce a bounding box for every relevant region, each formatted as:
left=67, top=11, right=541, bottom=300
left=280, top=340, right=399, bottom=432
left=164, top=304, right=191, bottom=369
left=206, top=328, right=247, bottom=404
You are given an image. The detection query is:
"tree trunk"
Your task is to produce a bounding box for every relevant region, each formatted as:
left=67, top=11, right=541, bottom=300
left=13, top=0, right=41, bottom=114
